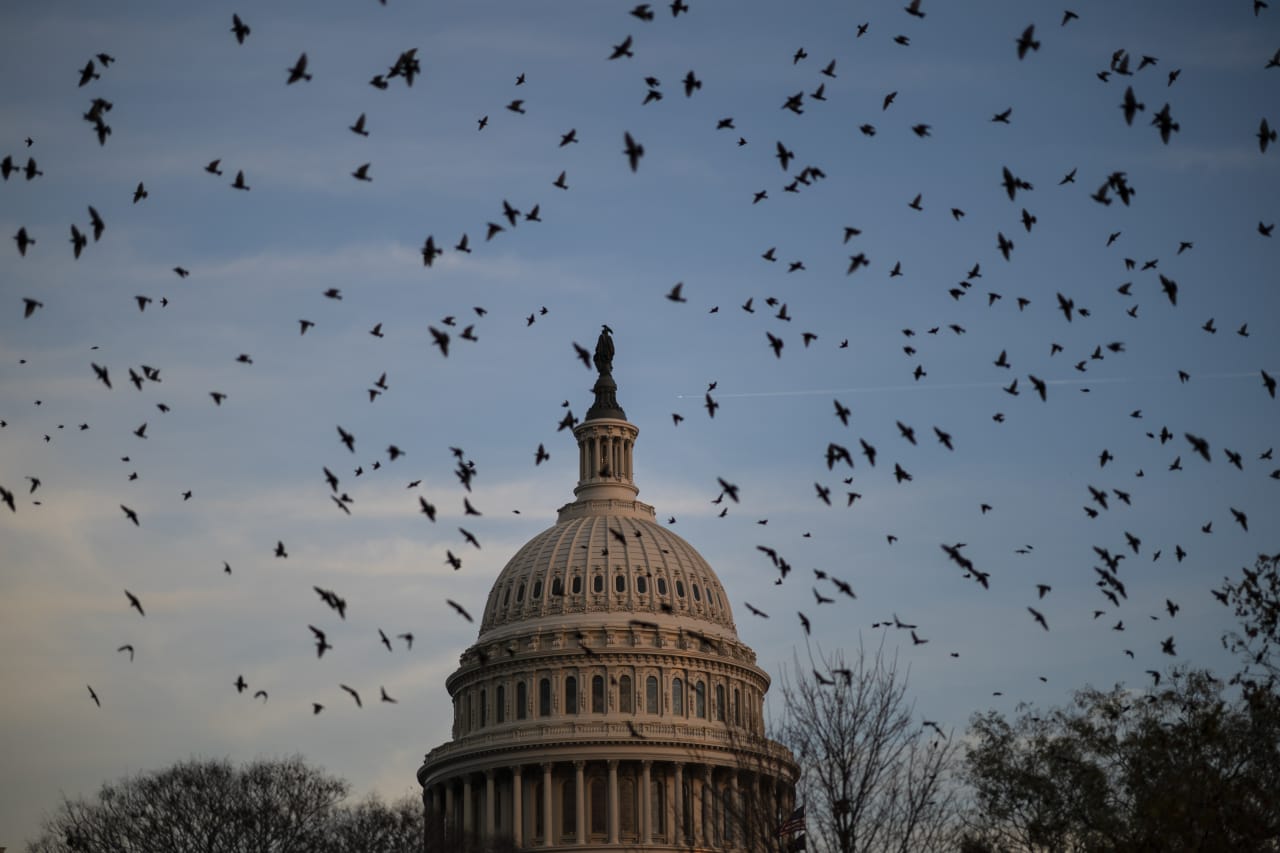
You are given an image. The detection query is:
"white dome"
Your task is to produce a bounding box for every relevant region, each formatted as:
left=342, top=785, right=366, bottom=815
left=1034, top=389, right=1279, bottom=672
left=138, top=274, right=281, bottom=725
left=479, top=506, right=738, bottom=640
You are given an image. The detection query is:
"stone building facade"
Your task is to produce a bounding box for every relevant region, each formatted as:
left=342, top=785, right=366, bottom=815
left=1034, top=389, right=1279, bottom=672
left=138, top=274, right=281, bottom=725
left=419, top=334, right=798, bottom=851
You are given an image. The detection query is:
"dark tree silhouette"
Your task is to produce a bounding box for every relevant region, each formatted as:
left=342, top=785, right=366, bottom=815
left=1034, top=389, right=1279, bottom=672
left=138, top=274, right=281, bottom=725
left=962, top=669, right=1280, bottom=852
left=775, top=641, right=961, bottom=853
left=26, top=756, right=422, bottom=853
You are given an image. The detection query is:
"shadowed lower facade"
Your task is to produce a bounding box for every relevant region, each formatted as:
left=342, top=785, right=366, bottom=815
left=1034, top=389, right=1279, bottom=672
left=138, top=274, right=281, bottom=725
left=419, top=330, right=798, bottom=851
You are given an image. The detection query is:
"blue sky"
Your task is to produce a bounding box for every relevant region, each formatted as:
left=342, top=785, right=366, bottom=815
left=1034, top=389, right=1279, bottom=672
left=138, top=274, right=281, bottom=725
left=1, top=0, right=1277, bottom=845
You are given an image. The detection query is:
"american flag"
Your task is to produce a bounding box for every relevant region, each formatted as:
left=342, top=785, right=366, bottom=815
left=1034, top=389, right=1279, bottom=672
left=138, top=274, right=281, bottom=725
left=775, top=805, right=806, bottom=837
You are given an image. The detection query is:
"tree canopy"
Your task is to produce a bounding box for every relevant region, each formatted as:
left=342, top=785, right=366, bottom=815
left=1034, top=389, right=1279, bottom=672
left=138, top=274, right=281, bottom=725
left=962, top=668, right=1280, bottom=852
left=27, top=756, right=422, bottom=853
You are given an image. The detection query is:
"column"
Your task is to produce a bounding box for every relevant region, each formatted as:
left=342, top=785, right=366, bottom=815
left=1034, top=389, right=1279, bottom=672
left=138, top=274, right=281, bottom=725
left=463, top=776, right=473, bottom=836
left=574, top=760, right=586, bottom=845
left=607, top=759, right=620, bottom=844
left=696, top=763, right=716, bottom=845
left=512, top=766, right=523, bottom=848
left=542, top=762, right=553, bottom=846
left=485, top=770, right=496, bottom=839
left=444, top=783, right=455, bottom=832
left=730, top=771, right=741, bottom=849
left=672, top=763, right=683, bottom=846
left=641, top=760, right=652, bottom=845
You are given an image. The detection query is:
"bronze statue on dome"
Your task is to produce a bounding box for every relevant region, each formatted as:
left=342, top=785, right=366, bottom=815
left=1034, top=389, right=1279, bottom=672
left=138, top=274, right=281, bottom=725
left=593, top=324, right=614, bottom=377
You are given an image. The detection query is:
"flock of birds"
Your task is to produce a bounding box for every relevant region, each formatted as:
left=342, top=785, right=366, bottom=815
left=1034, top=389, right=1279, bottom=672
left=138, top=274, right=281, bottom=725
left=0, top=3, right=1277, bottom=816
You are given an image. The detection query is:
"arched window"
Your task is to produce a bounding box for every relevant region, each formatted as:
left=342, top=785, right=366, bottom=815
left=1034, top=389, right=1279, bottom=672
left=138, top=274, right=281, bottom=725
left=479, top=688, right=487, bottom=727
left=657, top=577, right=668, bottom=595
left=675, top=579, right=685, bottom=598
left=619, top=675, right=633, bottom=713
left=503, top=585, right=511, bottom=606
left=692, top=583, right=701, bottom=601
left=715, top=684, right=726, bottom=722
left=552, top=577, right=563, bottom=596
left=497, top=684, right=506, bottom=723
left=695, top=681, right=706, bottom=718
left=646, top=676, right=659, bottom=714
left=592, top=675, right=605, bottom=713
left=516, top=582, right=525, bottom=603
left=590, top=778, right=607, bottom=835
left=565, top=675, right=578, bottom=714
left=562, top=777, right=577, bottom=836
left=593, top=574, right=604, bottom=593
left=532, top=579, right=543, bottom=599
left=539, top=678, right=552, bottom=717
left=734, top=687, right=741, bottom=726
left=636, top=575, right=648, bottom=594
left=672, top=677, right=684, bottom=716
left=517, top=681, right=527, bottom=720
left=615, top=574, right=627, bottom=593
left=572, top=575, right=582, bottom=594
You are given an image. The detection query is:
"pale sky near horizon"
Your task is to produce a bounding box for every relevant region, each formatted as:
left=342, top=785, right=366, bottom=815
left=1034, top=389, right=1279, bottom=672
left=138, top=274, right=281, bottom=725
left=1, top=1, right=1278, bottom=846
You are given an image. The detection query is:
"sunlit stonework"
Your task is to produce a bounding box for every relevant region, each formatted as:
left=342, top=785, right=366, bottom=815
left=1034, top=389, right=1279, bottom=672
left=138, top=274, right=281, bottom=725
left=419, top=329, right=799, bottom=851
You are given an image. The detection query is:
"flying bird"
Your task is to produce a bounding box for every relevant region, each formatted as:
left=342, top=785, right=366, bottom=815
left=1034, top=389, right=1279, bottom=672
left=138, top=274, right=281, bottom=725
left=1015, top=24, right=1040, bottom=59
left=231, top=13, right=250, bottom=43
left=623, top=132, right=644, bottom=171
left=286, top=53, right=312, bottom=84
left=124, top=589, right=145, bottom=616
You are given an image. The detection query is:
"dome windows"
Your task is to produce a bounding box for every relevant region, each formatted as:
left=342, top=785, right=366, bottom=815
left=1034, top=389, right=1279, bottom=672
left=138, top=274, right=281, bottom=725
left=593, top=574, right=604, bottom=594
left=636, top=575, right=648, bottom=594
left=532, top=579, right=543, bottom=599
left=675, top=580, right=686, bottom=598
left=656, top=577, right=668, bottom=596
left=619, top=674, right=633, bottom=713
left=571, top=575, right=582, bottom=595
left=565, top=675, right=578, bottom=714
left=592, top=675, right=605, bottom=713
left=539, top=678, right=552, bottom=716
left=614, top=574, right=626, bottom=593
left=516, top=582, right=525, bottom=603
left=692, top=583, right=702, bottom=602
left=551, top=577, right=563, bottom=596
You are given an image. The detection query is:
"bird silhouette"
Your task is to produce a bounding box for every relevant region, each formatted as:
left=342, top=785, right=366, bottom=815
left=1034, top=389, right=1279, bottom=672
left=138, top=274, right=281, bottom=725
left=231, top=13, right=250, bottom=43
left=286, top=53, right=312, bottom=84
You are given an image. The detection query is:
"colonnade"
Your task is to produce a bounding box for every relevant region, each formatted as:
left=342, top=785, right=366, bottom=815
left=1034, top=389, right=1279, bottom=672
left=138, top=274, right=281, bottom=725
left=425, top=757, right=792, bottom=849
left=577, top=429, right=634, bottom=483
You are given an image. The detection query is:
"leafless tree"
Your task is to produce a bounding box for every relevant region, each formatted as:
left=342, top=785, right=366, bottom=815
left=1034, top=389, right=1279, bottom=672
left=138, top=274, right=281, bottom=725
left=775, top=640, right=961, bottom=853
left=26, top=755, right=422, bottom=853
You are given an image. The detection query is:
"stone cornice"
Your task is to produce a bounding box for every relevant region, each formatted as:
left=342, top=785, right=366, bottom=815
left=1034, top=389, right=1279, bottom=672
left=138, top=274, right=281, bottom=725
left=419, top=719, right=798, bottom=786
